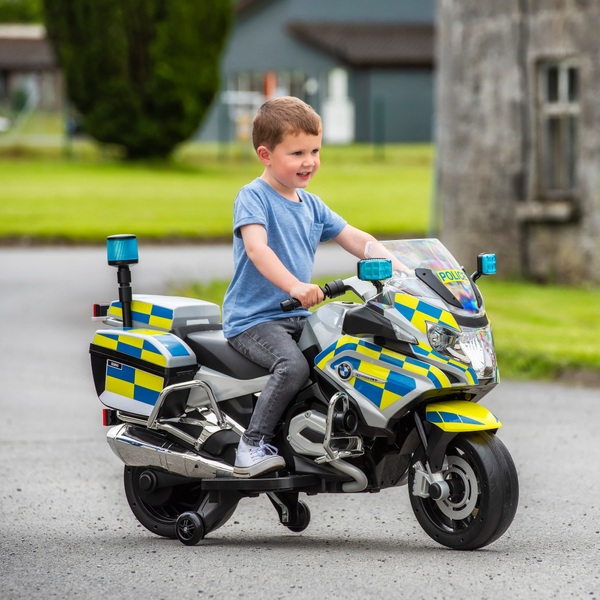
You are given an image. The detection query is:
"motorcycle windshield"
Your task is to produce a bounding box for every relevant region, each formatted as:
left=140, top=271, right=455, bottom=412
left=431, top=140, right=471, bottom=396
left=365, top=238, right=483, bottom=317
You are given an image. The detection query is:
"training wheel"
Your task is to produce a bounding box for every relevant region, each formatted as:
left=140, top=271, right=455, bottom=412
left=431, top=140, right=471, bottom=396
left=285, top=501, right=311, bottom=533
left=176, top=512, right=205, bottom=546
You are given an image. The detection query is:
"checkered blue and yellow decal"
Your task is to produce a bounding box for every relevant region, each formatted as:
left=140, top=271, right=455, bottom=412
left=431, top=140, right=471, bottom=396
left=316, top=335, right=452, bottom=411
left=426, top=400, right=501, bottom=432
left=108, top=300, right=174, bottom=330
left=92, top=329, right=193, bottom=368
left=391, top=294, right=478, bottom=385
left=412, top=345, right=477, bottom=385
left=105, top=361, right=164, bottom=406
left=393, top=294, right=459, bottom=334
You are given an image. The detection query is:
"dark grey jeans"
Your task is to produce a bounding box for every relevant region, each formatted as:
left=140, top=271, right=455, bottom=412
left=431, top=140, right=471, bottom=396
left=228, top=317, right=309, bottom=446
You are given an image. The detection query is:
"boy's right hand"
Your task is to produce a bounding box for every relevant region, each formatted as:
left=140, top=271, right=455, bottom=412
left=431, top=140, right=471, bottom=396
left=289, top=282, right=324, bottom=309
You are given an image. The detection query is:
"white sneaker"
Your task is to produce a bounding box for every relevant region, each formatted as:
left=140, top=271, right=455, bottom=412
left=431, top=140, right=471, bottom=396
left=233, top=438, right=286, bottom=478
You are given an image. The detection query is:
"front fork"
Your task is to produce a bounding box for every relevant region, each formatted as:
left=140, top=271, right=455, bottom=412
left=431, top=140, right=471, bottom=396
left=411, top=412, right=457, bottom=501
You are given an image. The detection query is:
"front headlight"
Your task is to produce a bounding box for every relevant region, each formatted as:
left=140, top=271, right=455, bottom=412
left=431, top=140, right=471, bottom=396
left=459, top=325, right=496, bottom=378
left=427, top=323, right=496, bottom=378
left=427, top=324, right=460, bottom=354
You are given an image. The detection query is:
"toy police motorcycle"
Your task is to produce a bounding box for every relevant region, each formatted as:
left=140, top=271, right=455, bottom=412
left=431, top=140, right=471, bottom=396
left=90, top=234, right=518, bottom=550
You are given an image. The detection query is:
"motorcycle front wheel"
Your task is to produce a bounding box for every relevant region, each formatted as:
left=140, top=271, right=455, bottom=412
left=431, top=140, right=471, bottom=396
left=123, top=467, right=237, bottom=538
left=409, top=431, right=519, bottom=550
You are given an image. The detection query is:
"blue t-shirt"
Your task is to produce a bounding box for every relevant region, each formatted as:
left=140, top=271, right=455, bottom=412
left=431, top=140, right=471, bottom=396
left=222, top=178, right=347, bottom=338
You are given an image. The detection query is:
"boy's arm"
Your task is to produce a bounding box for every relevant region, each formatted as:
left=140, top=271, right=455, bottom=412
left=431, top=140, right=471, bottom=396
left=241, top=224, right=324, bottom=308
left=332, top=224, right=377, bottom=259
left=334, top=225, right=409, bottom=273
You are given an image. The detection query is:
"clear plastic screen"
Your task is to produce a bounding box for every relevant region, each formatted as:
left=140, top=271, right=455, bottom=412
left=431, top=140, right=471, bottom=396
left=365, top=238, right=482, bottom=316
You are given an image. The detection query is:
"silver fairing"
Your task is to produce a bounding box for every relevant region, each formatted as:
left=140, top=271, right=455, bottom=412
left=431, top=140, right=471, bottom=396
left=188, top=365, right=269, bottom=406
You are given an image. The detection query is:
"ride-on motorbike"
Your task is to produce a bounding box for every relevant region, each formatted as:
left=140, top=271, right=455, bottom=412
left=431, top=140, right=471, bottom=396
left=90, top=234, right=518, bottom=550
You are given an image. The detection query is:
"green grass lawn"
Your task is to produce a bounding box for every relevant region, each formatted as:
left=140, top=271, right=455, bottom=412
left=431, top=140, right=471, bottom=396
left=482, top=279, right=600, bottom=381
left=0, top=142, right=433, bottom=241
left=174, top=276, right=600, bottom=383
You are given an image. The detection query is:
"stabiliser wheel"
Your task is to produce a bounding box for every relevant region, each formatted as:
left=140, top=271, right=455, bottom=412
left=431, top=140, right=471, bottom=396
left=409, top=431, right=519, bottom=550
left=176, top=512, right=205, bottom=546
left=286, top=501, right=311, bottom=533
left=123, top=467, right=204, bottom=538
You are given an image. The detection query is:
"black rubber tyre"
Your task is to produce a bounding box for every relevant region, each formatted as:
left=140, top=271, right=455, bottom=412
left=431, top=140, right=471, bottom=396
left=285, top=501, right=311, bottom=533
left=123, top=467, right=236, bottom=538
left=409, top=432, right=519, bottom=550
left=176, top=512, right=205, bottom=546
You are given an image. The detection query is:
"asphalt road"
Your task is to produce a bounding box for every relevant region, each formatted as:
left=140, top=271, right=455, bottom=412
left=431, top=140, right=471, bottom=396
left=1, top=245, right=599, bottom=600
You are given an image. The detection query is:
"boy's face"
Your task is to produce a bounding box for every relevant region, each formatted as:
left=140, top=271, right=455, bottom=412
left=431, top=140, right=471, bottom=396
left=257, top=131, right=322, bottom=198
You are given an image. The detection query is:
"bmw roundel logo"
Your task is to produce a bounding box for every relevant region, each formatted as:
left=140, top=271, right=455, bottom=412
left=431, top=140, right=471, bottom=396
left=337, top=362, right=353, bottom=380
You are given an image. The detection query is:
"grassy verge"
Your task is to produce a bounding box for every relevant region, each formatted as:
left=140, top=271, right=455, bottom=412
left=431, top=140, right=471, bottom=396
left=174, top=277, right=600, bottom=383
left=0, top=142, right=433, bottom=242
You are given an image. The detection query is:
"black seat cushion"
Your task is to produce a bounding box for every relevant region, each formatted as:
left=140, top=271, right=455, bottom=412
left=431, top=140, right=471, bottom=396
left=185, top=330, right=270, bottom=380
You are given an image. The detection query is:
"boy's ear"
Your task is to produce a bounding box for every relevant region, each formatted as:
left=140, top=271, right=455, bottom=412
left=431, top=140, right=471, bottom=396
left=256, top=145, right=271, bottom=166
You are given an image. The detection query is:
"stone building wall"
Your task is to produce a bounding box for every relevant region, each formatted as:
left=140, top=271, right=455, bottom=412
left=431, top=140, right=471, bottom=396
left=436, top=0, right=600, bottom=284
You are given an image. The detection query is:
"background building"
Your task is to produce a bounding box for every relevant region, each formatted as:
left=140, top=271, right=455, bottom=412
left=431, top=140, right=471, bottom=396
left=437, top=0, right=600, bottom=284
left=0, top=24, right=62, bottom=113
left=199, top=0, right=436, bottom=145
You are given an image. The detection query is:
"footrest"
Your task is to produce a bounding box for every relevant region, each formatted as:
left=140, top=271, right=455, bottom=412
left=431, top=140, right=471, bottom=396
left=201, top=474, right=320, bottom=492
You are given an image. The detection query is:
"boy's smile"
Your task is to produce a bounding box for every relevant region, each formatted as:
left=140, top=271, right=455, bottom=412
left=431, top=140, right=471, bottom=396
left=257, top=131, right=322, bottom=201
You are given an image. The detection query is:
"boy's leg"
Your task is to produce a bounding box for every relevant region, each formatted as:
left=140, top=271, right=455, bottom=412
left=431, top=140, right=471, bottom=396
left=229, top=317, right=309, bottom=445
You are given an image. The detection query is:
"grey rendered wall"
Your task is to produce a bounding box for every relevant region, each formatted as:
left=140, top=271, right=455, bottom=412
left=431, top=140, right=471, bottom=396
left=436, top=0, right=600, bottom=284
left=354, top=70, right=434, bottom=143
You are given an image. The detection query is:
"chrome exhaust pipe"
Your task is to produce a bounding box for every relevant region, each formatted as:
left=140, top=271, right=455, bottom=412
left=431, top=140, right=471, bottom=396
left=330, top=459, right=369, bottom=492
left=107, top=423, right=234, bottom=479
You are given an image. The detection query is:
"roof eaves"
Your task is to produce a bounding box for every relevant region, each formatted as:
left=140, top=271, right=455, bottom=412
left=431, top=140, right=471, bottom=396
left=287, top=22, right=434, bottom=69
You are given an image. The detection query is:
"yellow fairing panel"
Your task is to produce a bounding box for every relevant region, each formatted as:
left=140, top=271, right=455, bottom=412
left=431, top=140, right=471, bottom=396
left=426, top=400, right=501, bottom=432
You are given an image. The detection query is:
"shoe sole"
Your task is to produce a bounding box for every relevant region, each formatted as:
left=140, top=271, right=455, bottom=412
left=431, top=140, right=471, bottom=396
left=233, top=457, right=286, bottom=478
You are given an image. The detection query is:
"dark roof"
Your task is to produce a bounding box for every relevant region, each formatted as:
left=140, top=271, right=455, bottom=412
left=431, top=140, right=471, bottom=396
left=0, top=26, right=56, bottom=70
left=288, top=22, right=434, bottom=68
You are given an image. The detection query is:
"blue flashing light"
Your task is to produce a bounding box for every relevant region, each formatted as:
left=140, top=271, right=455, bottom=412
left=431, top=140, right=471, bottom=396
left=357, top=258, right=393, bottom=282
left=479, top=253, right=497, bottom=276
left=107, top=234, right=138, bottom=266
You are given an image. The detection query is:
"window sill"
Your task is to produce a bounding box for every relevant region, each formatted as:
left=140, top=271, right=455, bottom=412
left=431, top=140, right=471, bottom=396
left=516, top=200, right=579, bottom=223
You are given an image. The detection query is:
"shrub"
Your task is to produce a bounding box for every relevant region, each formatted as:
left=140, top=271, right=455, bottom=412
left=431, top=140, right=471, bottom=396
left=43, top=0, right=234, bottom=159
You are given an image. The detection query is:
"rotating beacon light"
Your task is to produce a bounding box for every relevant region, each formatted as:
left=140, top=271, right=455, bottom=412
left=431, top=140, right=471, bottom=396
left=106, top=234, right=139, bottom=328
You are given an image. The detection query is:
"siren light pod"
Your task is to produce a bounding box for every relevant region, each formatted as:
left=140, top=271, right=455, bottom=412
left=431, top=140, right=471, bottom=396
left=478, top=253, right=497, bottom=276
left=357, top=258, right=393, bottom=282
left=107, top=234, right=138, bottom=266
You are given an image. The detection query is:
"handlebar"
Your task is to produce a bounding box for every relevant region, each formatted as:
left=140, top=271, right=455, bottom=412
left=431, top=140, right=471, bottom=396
left=280, top=279, right=347, bottom=312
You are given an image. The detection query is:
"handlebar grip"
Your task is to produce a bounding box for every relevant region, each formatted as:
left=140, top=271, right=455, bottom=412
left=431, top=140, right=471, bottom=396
left=280, top=280, right=348, bottom=312
left=323, top=279, right=347, bottom=298
left=280, top=298, right=302, bottom=312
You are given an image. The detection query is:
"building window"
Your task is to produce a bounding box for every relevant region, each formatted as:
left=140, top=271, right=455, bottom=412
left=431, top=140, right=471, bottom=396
left=230, top=70, right=307, bottom=100
left=537, top=60, right=579, bottom=197
left=222, top=71, right=309, bottom=142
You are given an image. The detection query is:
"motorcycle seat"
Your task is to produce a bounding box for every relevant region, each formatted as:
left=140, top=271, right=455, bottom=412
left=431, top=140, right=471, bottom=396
left=185, top=330, right=270, bottom=380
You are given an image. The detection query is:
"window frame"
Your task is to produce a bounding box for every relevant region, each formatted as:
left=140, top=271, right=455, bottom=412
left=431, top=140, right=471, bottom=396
left=536, top=58, right=580, bottom=202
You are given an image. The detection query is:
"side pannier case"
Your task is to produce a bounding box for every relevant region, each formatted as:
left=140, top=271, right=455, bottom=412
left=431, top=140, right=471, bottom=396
left=89, top=295, right=221, bottom=417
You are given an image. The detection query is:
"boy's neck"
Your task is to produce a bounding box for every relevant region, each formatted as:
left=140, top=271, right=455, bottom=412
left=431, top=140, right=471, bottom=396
left=260, top=173, right=301, bottom=202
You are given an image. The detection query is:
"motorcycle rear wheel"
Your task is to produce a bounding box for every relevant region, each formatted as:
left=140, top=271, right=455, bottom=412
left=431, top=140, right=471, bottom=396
left=123, top=467, right=236, bottom=538
left=409, top=431, right=519, bottom=550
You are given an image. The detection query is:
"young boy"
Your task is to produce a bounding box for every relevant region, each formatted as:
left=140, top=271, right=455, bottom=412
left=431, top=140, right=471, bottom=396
left=222, top=96, right=376, bottom=478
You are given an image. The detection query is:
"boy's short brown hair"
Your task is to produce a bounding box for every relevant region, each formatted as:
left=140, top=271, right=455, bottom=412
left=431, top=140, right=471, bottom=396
left=252, top=96, right=322, bottom=150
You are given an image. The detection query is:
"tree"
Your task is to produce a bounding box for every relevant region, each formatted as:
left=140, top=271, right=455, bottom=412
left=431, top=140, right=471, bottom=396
left=0, top=0, right=43, bottom=22
left=43, top=0, right=234, bottom=159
